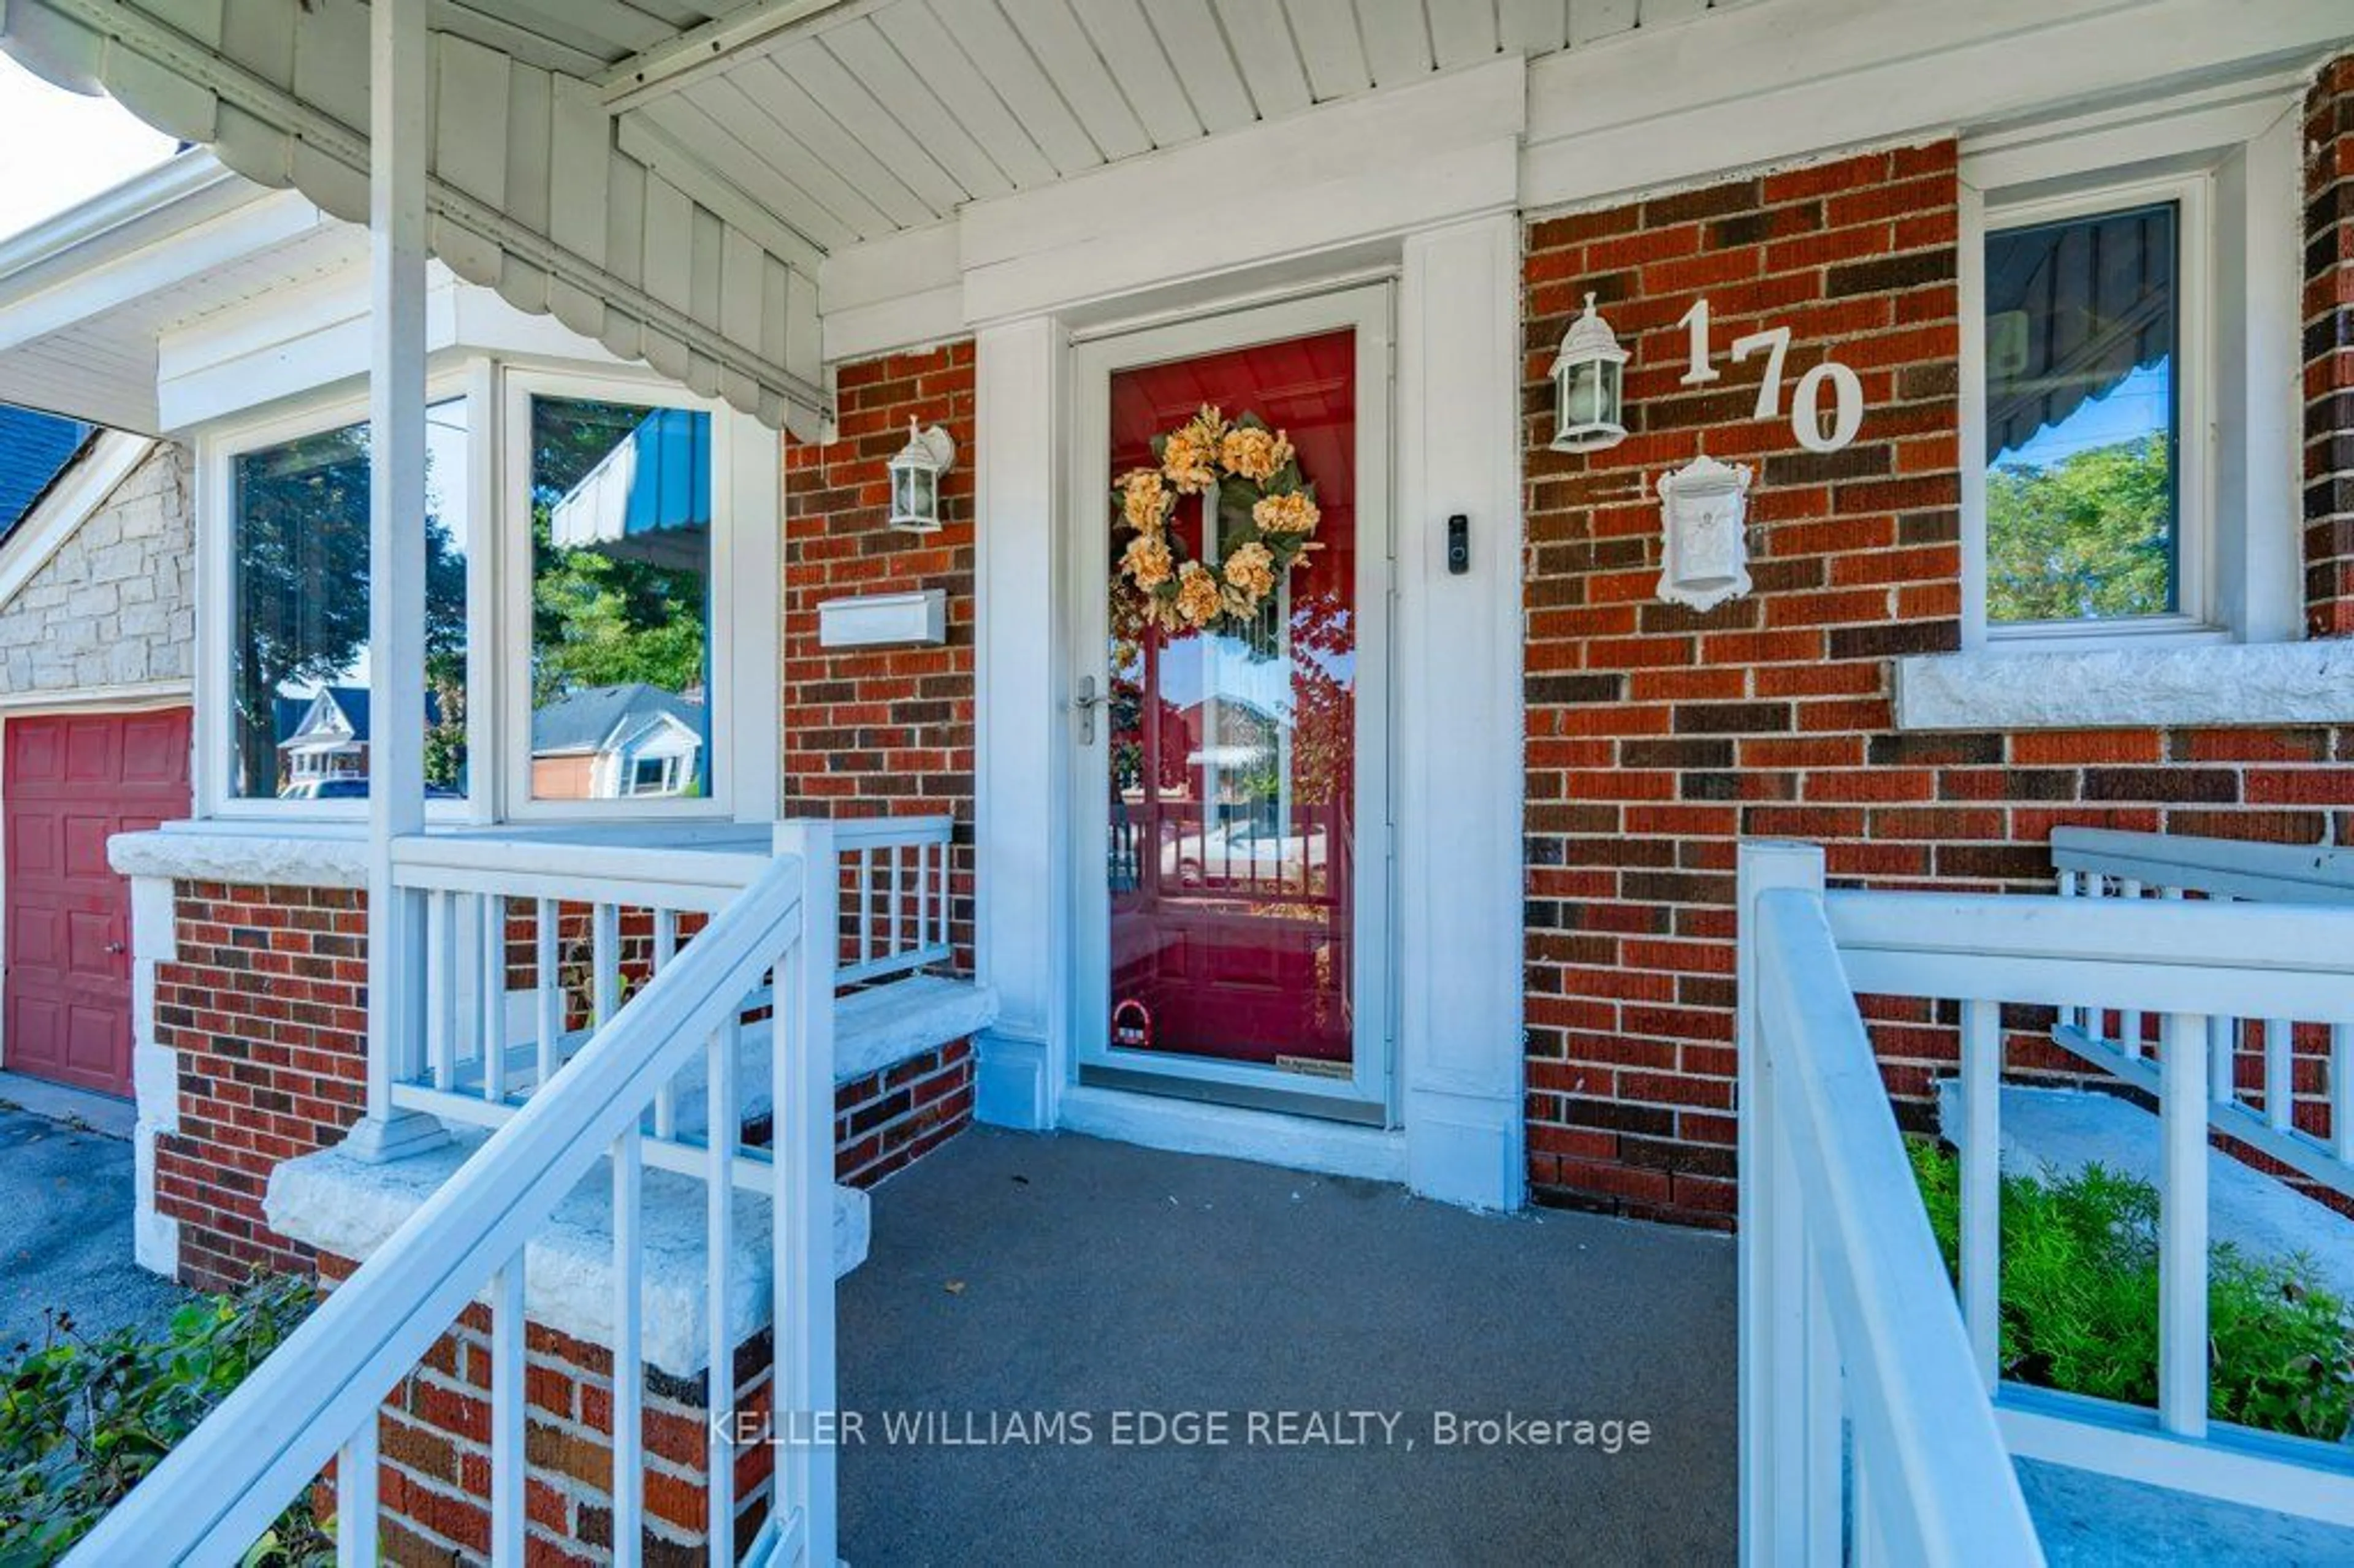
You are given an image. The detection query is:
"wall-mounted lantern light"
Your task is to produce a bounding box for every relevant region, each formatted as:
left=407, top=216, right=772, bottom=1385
left=888, top=419, right=958, bottom=533
left=1550, top=292, right=1629, bottom=454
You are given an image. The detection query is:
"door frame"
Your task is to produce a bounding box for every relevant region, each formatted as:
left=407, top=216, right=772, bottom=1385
left=0, top=687, right=194, bottom=1092
left=1065, top=284, right=1396, bottom=1123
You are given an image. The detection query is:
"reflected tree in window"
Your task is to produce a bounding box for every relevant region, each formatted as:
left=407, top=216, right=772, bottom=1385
left=527, top=398, right=711, bottom=709
left=1986, top=434, right=2173, bottom=623
left=230, top=421, right=467, bottom=797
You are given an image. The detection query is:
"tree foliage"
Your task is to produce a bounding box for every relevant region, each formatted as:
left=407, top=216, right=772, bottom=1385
left=1986, top=433, right=2174, bottom=624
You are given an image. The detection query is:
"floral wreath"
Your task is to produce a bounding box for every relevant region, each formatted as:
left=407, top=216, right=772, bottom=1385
left=1114, top=404, right=1320, bottom=636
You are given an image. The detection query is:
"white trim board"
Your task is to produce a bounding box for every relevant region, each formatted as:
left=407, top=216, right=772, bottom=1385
left=1057, top=1086, right=1408, bottom=1189
left=1517, top=0, right=2352, bottom=215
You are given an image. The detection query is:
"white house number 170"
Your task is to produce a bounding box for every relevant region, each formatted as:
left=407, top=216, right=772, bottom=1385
left=1674, top=298, right=1865, bottom=455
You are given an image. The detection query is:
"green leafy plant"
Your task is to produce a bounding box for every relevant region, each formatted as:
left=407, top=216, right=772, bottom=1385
left=0, top=1274, right=332, bottom=1566
left=1910, top=1138, right=2354, bottom=1441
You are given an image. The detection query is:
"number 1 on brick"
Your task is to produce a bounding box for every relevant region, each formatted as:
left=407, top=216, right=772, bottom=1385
left=1674, top=295, right=1865, bottom=453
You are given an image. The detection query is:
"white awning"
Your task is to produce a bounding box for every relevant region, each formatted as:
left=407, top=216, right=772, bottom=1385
left=0, top=0, right=829, bottom=435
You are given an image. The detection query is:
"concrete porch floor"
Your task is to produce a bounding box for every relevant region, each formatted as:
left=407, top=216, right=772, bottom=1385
left=837, top=1127, right=1739, bottom=1566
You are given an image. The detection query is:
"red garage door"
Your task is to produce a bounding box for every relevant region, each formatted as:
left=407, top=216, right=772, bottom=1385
left=4, top=709, right=190, bottom=1097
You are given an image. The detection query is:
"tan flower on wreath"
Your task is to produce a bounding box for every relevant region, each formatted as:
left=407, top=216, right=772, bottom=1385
left=1219, top=425, right=1293, bottom=482
left=1160, top=406, right=1227, bottom=493
left=1119, top=468, right=1170, bottom=533
left=1223, top=541, right=1276, bottom=600
left=1252, top=489, right=1320, bottom=535
left=1121, top=531, right=1173, bottom=591
left=1174, top=561, right=1224, bottom=627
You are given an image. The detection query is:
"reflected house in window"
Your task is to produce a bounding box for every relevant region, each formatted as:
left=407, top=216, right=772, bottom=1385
left=529, top=682, right=706, bottom=801
left=270, top=685, right=444, bottom=797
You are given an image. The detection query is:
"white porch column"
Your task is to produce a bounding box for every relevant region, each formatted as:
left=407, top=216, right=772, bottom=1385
left=1395, top=213, right=1525, bottom=1209
left=970, top=314, right=1070, bottom=1129
left=346, top=0, right=444, bottom=1163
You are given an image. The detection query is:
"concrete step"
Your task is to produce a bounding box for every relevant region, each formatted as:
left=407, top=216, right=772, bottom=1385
left=2019, top=1457, right=2354, bottom=1566
left=267, top=1132, right=869, bottom=1380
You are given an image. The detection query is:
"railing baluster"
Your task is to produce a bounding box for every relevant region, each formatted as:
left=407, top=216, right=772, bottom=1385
left=535, top=897, right=560, bottom=1089
left=936, top=832, right=951, bottom=954
left=2335, top=1022, right=2354, bottom=1165
left=490, top=1254, right=526, bottom=1563
left=481, top=896, right=507, bottom=1104
left=1958, top=997, right=2000, bottom=1390
left=706, top=1018, right=738, bottom=1558
left=916, top=839, right=932, bottom=962
left=653, top=910, right=679, bottom=1141
left=2208, top=1015, right=2236, bottom=1105
left=593, top=902, right=620, bottom=1030
left=612, top=1123, right=644, bottom=1567
left=2158, top=1011, right=2211, bottom=1441
left=2264, top=1017, right=2296, bottom=1133
left=889, top=843, right=904, bottom=962
left=336, top=1415, right=378, bottom=1568
left=429, top=891, right=457, bottom=1090
left=2119, top=880, right=2144, bottom=1057
left=860, top=846, right=876, bottom=967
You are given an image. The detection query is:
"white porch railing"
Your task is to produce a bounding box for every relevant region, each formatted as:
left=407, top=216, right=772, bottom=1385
left=67, top=829, right=842, bottom=1566
left=834, top=814, right=956, bottom=986
left=382, top=815, right=957, bottom=1158
left=1738, top=844, right=2043, bottom=1567
left=1742, top=840, right=2354, bottom=1568
left=2052, top=826, right=2354, bottom=1200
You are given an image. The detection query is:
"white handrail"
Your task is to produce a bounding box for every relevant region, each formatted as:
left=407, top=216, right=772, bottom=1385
left=2046, top=828, right=2354, bottom=1197
left=1739, top=844, right=2044, bottom=1567
left=69, top=844, right=837, bottom=1564
left=1744, top=841, right=2354, bottom=1545
left=2053, top=825, right=2354, bottom=905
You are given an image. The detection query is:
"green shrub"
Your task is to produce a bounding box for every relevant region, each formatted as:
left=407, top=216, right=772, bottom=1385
left=0, top=1274, right=331, bottom=1566
left=1908, top=1139, right=2354, bottom=1441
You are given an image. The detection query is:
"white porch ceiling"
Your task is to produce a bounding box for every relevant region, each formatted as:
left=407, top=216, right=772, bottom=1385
left=625, top=0, right=1737, bottom=251
left=0, top=0, right=1750, bottom=429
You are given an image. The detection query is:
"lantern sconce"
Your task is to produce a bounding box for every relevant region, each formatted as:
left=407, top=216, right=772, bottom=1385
left=1549, top=292, right=1629, bottom=454
left=887, top=419, right=957, bottom=533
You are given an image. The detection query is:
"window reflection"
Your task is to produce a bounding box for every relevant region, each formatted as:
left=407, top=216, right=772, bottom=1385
left=229, top=400, right=469, bottom=801
left=1984, top=202, right=2179, bottom=623
left=526, top=397, right=715, bottom=802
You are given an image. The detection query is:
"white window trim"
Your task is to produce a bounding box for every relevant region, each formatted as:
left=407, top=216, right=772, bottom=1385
left=1956, top=82, right=2302, bottom=658
left=194, top=368, right=485, bottom=823
left=196, top=354, right=780, bottom=823
left=1965, top=169, right=2215, bottom=649
left=498, top=365, right=742, bottom=824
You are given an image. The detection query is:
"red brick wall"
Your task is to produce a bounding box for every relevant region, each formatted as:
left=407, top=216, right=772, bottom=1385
left=2309, top=57, right=2354, bottom=637
left=1523, top=140, right=2354, bottom=1228
left=834, top=1037, right=972, bottom=1188
left=153, top=882, right=368, bottom=1290
left=782, top=343, right=977, bottom=976
left=314, top=1253, right=776, bottom=1566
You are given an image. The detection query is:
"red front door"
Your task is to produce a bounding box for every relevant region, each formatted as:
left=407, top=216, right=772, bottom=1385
left=1105, top=329, right=1362, bottom=1076
left=4, top=709, right=190, bottom=1097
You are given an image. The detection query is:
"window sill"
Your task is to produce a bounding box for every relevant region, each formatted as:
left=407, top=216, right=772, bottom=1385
left=106, top=818, right=779, bottom=889
left=1892, top=639, right=2354, bottom=733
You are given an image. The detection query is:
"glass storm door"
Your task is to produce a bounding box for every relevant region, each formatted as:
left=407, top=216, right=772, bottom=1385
left=1073, top=291, right=1391, bottom=1122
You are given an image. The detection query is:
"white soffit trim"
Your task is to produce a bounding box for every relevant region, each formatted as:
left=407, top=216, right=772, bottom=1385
left=1520, top=0, right=2353, bottom=211
left=1894, top=642, right=2354, bottom=734
left=0, top=0, right=829, bottom=435
left=956, top=54, right=1527, bottom=327
left=0, top=430, right=155, bottom=611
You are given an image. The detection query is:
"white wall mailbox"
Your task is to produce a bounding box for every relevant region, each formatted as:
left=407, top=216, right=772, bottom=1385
left=818, top=588, right=948, bottom=649
left=1655, top=454, right=1754, bottom=612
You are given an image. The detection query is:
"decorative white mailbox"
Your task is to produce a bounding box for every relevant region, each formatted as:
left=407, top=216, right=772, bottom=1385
left=1655, top=453, right=1754, bottom=612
